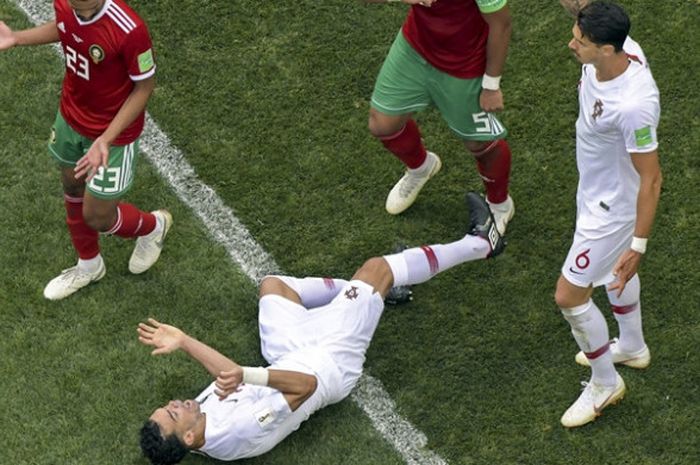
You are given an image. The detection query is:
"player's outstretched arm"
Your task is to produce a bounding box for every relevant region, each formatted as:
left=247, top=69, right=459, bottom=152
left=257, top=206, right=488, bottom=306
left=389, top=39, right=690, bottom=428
left=0, top=20, right=59, bottom=51
left=0, top=21, right=17, bottom=50
left=138, top=318, right=239, bottom=377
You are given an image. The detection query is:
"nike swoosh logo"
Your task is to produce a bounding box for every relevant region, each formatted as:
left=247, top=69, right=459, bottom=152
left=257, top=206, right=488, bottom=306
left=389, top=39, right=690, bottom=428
left=569, top=267, right=584, bottom=275
left=593, top=392, right=616, bottom=413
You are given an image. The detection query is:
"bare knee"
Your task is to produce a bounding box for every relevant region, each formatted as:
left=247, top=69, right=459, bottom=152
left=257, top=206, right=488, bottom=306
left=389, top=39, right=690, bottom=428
left=60, top=168, right=85, bottom=197
left=554, top=286, right=572, bottom=309
left=83, top=210, right=115, bottom=232
left=259, top=276, right=301, bottom=303
left=352, top=257, right=393, bottom=297
left=83, top=205, right=117, bottom=232
left=554, top=275, right=591, bottom=309
left=464, top=140, right=491, bottom=154
left=368, top=108, right=408, bottom=138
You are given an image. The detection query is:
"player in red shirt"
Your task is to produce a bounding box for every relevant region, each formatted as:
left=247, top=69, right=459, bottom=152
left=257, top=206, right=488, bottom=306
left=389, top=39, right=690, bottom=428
left=0, top=0, right=172, bottom=300
left=368, top=0, right=514, bottom=234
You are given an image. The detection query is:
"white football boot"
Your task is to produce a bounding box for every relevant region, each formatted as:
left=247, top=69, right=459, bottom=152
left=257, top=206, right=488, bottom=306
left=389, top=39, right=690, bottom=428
left=44, top=259, right=106, bottom=300
left=575, top=338, right=650, bottom=369
left=560, top=373, right=626, bottom=428
left=486, top=195, right=514, bottom=235
left=129, top=210, right=173, bottom=274
left=385, top=152, right=441, bottom=215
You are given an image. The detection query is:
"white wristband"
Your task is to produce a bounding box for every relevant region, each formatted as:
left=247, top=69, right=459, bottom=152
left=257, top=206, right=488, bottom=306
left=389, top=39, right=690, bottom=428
left=242, top=367, right=269, bottom=386
left=630, top=236, right=647, bottom=254
left=481, top=74, right=502, bottom=91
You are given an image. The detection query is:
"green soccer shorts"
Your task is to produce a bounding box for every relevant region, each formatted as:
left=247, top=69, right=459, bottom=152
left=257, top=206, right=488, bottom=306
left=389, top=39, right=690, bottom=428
left=48, top=111, right=139, bottom=199
left=371, top=32, right=507, bottom=141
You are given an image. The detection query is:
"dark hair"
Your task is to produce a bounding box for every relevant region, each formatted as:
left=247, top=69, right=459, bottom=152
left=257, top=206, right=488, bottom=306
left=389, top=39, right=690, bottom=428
left=578, top=1, right=630, bottom=52
left=139, top=420, right=189, bottom=465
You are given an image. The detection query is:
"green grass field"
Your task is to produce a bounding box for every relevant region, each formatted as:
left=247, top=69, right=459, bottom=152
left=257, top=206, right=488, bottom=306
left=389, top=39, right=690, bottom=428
left=1, top=1, right=698, bottom=464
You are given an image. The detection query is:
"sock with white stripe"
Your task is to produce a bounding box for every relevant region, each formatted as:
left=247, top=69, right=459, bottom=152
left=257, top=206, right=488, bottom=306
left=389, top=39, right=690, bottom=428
left=106, top=203, right=157, bottom=238
left=382, top=235, right=490, bottom=287
left=607, top=274, right=645, bottom=353
left=561, top=300, right=617, bottom=387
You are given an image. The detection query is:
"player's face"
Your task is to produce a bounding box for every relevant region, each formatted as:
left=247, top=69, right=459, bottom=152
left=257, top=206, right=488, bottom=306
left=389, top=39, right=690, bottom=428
left=149, top=399, right=203, bottom=442
left=68, top=0, right=105, bottom=20
left=568, top=24, right=599, bottom=64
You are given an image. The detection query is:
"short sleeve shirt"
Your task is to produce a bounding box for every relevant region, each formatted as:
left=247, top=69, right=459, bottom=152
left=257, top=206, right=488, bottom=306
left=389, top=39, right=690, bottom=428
left=195, top=382, right=296, bottom=461
left=402, top=0, right=507, bottom=78
left=54, top=0, right=156, bottom=144
left=195, top=352, right=335, bottom=461
left=575, top=37, right=660, bottom=229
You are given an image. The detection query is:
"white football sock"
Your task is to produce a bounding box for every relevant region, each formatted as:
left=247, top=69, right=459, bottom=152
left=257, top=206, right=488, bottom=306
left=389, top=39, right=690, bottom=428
left=77, top=254, right=103, bottom=274
left=383, top=235, right=490, bottom=287
left=272, top=276, right=348, bottom=308
left=562, top=300, right=617, bottom=387
left=607, top=274, right=645, bottom=353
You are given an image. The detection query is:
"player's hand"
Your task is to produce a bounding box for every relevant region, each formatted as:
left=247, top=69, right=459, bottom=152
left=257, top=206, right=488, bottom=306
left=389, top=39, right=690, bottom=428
left=215, top=366, right=244, bottom=400
left=137, top=318, right=186, bottom=355
left=608, top=249, right=642, bottom=297
left=75, top=136, right=110, bottom=181
left=0, top=21, right=18, bottom=50
left=480, top=89, right=504, bottom=113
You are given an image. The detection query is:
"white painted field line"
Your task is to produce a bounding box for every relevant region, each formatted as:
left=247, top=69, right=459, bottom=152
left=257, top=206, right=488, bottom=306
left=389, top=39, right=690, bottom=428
left=13, top=2, right=448, bottom=464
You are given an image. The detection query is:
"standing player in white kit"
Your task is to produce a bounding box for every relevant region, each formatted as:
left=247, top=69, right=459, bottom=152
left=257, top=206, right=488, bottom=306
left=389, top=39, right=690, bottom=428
left=555, top=1, right=662, bottom=428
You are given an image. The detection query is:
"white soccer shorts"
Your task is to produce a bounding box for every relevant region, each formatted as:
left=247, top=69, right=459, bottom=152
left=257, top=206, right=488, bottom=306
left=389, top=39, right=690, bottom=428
left=258, top=280, right=385, bottom=399
left=561, top=221, right=635, bottom=288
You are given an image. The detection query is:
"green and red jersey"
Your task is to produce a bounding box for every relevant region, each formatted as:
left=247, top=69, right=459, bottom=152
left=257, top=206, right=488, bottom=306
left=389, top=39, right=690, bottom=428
left=402, top=0, right=507, bottom=79
left=54, top=0, right=156, bottom=145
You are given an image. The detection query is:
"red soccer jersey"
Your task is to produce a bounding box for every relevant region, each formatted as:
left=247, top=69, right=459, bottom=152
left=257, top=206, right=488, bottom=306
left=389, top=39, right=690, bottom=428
left=54, top=0, right=156, bottom=145
left=402, top=0, right=488, bottom=79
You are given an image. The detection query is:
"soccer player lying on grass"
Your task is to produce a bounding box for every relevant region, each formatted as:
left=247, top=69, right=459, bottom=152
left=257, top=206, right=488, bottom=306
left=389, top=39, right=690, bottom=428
left=138, top=193, right=504, bottom=464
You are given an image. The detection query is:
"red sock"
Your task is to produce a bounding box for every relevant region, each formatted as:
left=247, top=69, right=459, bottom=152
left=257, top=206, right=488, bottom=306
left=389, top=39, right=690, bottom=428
left=472, top=139, right=512, bottom=204
left=379, top=119, right=427, bottom=169
left=107, top=203, right=156, bottom=238
left=64, top=194, right=100, bottom=260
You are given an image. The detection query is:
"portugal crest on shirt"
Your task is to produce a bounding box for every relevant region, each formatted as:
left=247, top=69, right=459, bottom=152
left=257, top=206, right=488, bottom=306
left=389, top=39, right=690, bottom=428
left=592, top=99, right=604, bottom=121
left=345, top=286, right=359, bottom=300
left=89, top=44, right=105, bottom=64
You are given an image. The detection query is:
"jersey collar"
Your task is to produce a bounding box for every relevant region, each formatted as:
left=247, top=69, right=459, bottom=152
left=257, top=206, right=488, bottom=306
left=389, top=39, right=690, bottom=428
left=73, top=0, right=112, bottom=26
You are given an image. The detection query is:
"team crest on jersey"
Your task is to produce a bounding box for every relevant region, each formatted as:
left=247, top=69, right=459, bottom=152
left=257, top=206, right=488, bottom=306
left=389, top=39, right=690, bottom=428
left=89, top=45, right=105, bottom=64
left=592, top=99, right=604, bottom=121
left=345, top=286, right=359, bottom=300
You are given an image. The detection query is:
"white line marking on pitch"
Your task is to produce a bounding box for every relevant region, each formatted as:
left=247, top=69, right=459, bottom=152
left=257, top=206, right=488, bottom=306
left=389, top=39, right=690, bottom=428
left=12, top=2, right=448, bottom=463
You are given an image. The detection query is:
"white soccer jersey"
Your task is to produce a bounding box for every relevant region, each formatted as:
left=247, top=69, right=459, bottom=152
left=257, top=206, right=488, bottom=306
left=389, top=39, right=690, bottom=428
left=195, top=280, right=384, bottom=461
left=574, top=37, right=660, bottom=232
